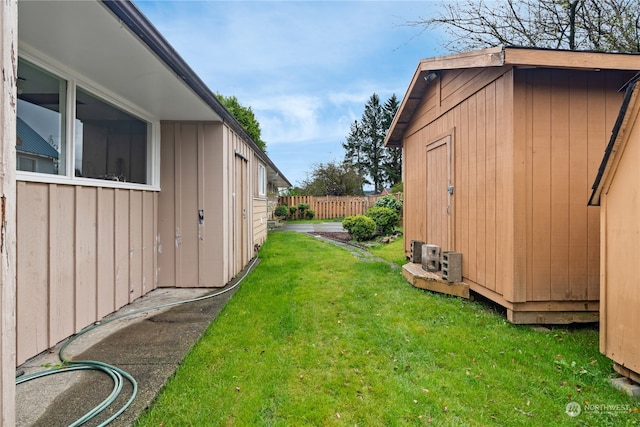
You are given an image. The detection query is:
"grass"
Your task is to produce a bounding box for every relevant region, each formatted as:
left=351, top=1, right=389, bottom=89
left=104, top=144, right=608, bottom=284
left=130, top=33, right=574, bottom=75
left=367, top=233, right=406, bottom=267
left=136, top=232, right=639, bottom=426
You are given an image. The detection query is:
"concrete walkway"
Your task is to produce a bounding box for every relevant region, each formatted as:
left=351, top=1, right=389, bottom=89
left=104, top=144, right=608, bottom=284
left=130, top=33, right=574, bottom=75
left=15, top=260, right=257, bottom=427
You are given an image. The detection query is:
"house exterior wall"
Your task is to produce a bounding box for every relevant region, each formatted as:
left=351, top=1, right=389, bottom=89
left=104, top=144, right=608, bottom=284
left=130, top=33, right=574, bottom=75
left=0, top=0, right=17, bottom=422
left=158, top=121, right=255, bottom=288
left=253, top=197, right=268, bottom=248
left=16, top=183, right=157, bottom=364
left=402, top=66, right=632, bottom=314
left=252, top=154, right=268, bottom=248
left=598, top=91, right=640, bottom=378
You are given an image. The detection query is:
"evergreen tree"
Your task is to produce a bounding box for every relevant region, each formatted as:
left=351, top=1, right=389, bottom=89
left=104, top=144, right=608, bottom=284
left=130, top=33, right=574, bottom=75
left=360, top=94, right=386, bottom=193
left=382, top=94, right=401, bottom=188
left=342, top=120, right=369, bottom=188
left=342, top=93, right=402, bottom=193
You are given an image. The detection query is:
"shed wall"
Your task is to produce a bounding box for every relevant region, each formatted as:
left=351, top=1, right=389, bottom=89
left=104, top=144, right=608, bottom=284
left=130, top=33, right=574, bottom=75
left=16, top=183, right=157, bottom=364
left=599, top=99, right=640, bottom=376
left=403, top=67, right=632, bottom=307
left=512, top=69, right=631, bottom=303
left=403, top=67, right=514, bottom=299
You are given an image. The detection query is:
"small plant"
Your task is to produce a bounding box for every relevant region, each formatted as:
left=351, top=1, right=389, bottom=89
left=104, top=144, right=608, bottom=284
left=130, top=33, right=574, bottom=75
left=288, top=206, right=297, bottom=219
left=306, top=210, right=315, bottom=219
left=274, top=204, right=288, bottom=218
left=342, top=215, right=376, bottom=241
left=366, top=206, right=399, bottom=236
left=374, top=195, right=402, bottom=214
left=297, top=203, right=309, bottom=218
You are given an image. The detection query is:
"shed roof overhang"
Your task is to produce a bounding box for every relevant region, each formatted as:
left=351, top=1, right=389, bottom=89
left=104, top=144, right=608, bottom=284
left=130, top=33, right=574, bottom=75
left=589, top=73, right=640, bottom=206
left=385, top=46, right=640, bottom=148
left=18, top=0, right=291, bottom=188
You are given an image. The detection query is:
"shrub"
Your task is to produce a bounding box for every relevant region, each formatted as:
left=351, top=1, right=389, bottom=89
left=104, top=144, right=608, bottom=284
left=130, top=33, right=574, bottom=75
left=374, top=195, right=402, bottom=214
left=366, top=206, right=399, bottom=236
left=297, top=203, right=309, bottom=217
left=274, top=205, right=288, bottom=218
left=306, top=210, right=315, bottom=219
left=289, top=206, right=297, bottom=218
left=342, top=215, right=376, bottom=241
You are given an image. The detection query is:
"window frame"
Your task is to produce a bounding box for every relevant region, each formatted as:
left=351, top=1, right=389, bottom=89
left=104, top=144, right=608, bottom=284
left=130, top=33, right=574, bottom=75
left=16, top=53, right=161, bottom=191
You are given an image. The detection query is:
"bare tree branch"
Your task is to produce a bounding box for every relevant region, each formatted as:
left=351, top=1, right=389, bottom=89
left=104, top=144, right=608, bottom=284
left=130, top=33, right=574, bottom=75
left=407, top=0, right=640, bottom=53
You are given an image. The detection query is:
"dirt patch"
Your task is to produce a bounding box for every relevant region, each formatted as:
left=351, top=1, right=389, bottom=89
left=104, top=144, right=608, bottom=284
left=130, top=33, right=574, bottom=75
left=310, top=231, right=353, bottom=243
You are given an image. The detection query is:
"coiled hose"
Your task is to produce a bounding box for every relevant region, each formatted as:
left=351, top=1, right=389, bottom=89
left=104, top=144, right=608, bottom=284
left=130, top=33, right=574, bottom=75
left=16, top=257, right=260, bottom=426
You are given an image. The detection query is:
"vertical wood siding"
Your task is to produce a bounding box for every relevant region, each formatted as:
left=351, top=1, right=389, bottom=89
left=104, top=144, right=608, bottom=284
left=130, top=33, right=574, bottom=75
left=253, top=197, right=268, bottom=247
left=599, top=90, right=640, bottom=376
left=402, top=67, right=631, bottom=305
left=16, top=183, right=157, bottom=364
left=158, top=122, right=255, bottom=289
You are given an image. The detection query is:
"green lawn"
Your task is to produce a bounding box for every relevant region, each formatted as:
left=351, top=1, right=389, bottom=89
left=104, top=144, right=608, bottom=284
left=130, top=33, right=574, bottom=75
left=136, top=232, right=638, bottom=426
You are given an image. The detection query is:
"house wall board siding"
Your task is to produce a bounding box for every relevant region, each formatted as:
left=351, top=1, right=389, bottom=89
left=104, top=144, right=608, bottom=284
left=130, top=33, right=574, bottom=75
left=97, top=188, right=115, bottom=319
left=16, top=183, right=157, bottom=365
left=114, top=189, right=131, bottom=308
left=75, top=186, right=98, bottom=330
left=158, top=121, right=255, bottom=289
left=48, top=185, right=75, bottom=345
left=16, top=182, right=49, bottom=362
left=253, top=197, right=268, bottom=247
left=159, top=122, right=226, bottom=288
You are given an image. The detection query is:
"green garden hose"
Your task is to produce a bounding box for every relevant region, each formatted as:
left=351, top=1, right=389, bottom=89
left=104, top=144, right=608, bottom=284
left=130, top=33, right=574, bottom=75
left=16, top=257, right=260, bottom=426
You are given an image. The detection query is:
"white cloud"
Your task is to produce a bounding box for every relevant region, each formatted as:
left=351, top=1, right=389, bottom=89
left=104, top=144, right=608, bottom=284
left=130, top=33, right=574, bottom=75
left=135, top=0, right=443, bottom=186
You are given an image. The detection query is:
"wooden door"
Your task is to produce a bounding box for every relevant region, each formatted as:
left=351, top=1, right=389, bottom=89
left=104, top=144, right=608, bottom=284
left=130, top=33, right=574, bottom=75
left=234, top=154, right=249, bottom=273
left=426, top=135, right=453, bottom=251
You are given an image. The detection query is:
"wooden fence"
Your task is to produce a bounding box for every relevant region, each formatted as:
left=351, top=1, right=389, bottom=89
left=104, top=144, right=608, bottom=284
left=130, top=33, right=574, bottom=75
left=276, top=194, right=402, bottom=220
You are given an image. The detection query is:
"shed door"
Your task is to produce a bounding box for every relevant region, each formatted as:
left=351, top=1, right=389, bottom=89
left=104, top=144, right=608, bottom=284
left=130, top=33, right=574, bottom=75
left=426, top=135, right=453, bottom=251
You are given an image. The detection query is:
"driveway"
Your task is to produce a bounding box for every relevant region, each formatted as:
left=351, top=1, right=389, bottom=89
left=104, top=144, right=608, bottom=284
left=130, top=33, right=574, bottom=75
left=278, top=222, right=346, bottom=232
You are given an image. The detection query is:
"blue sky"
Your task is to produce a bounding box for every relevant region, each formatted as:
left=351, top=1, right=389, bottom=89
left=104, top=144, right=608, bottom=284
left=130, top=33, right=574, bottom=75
left=135, top=1, right=447, bottom=188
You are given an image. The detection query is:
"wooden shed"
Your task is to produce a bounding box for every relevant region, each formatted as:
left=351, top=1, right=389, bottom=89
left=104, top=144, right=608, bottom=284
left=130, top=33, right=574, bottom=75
left=589, top=73, right=640, bottom=382
left=14, top=0, right=290, bottom=366
left=385, top=46, right=639, bottom=324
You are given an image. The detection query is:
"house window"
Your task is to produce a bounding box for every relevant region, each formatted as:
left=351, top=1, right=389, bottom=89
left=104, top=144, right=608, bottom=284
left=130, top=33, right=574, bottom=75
left=75, top=88, right=148, bottom=183
left=258, top=163, right=266, bottom=196
left=16, top=56, right=155, bottom=187
left=16, top=58, right=66, bottom=175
